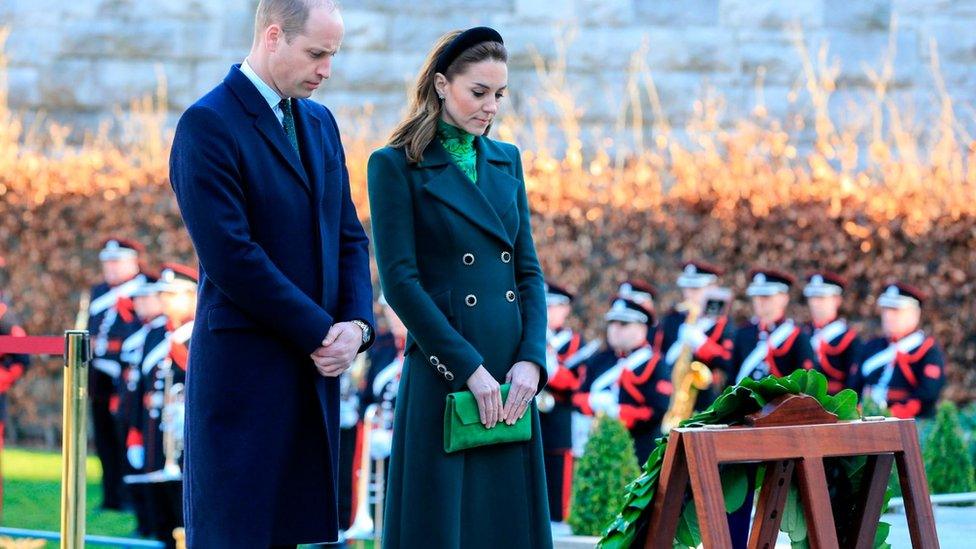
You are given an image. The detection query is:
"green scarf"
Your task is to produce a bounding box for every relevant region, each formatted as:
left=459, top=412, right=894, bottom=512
left=437, top=119, right=478, bottom=183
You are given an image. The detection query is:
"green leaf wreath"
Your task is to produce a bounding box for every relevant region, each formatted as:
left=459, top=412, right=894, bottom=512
left=599, top=369, right=893, bottom=549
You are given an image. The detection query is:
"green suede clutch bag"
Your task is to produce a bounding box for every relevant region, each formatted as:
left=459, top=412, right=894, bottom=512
left=443, top=383, right=532, bottom=454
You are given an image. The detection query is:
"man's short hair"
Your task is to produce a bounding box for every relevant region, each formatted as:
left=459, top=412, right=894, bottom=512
left=254, top=0, right=338, bottom=42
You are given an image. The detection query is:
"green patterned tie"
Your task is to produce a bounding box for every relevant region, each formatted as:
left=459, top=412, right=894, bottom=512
left=279, top=98, right=300, bottom=154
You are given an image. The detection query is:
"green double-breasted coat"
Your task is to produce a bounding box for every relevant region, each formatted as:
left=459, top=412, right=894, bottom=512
left=367, top=135, right=552, bottom=548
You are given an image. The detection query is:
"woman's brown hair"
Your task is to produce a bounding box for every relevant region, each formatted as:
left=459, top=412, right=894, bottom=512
left=387, top=31, right=508, bottom=164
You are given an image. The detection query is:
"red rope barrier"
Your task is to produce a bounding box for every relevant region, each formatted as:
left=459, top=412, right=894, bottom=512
left=0, top=335, right=65, bottom=356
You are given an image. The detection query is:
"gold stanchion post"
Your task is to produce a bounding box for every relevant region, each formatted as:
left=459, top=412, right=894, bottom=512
left=60, top=330, right=90, bottom=549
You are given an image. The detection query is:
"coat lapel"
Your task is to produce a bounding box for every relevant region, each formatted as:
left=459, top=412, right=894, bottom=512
left=224, top=65, right=311, bottom=195
left=419, top=137, right=517, bottom=246
left=476, top=137, right=519, bottom=233
left=294, top=100, right=325, bottom=199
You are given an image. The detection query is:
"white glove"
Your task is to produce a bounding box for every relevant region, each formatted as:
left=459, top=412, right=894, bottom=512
left=370, top=429, right=393, bottom=460
left=127, top=445, right=145, bottom=470
left=679, top=324, right=708, bottom=350
left=339, top=396, right=360, bottom=429
left=589, top=391, right=619, bottom=418
left=545, top=349, right=560, bottom=377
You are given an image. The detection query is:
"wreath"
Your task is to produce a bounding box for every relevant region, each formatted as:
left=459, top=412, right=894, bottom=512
left=599, top=369, right=893, bottom=549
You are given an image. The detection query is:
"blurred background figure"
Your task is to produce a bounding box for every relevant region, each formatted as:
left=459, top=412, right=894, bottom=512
left=349, top=294, right=406, bottom=541
left=803, top=272, right=862, bottom=395
left=86, top=237, right=153, bottom=511
left=0, top=255, right=30, bottom=510
left=658, top=261, right=734, bottom=414
left=539, top=281, right=594, bottom=525
left=338, top=293, right=405, bottom=543
left=573, top=297, right=671, bottom=464
left=849, top=283, right=945, bottom=419
left=118, top=279, right=169, bottom=537
left=132, top=263, right=197, bottom=548
left=732, top=268, right=815, bottom=384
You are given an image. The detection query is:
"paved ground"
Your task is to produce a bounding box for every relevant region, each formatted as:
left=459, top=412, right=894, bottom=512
left=552, top=506, right=976, bottom=547
left=881, top=507, right=976, bottom=548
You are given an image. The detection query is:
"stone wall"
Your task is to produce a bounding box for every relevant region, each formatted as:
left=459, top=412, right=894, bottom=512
left=1, top=0, right=974, bottom=144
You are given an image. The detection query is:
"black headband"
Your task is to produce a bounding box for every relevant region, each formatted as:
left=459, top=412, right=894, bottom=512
left=434, top=26, right=504, bottom=75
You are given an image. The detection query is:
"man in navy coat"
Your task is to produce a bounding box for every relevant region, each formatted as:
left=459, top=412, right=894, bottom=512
left=168, top=1, right=374, bottom=546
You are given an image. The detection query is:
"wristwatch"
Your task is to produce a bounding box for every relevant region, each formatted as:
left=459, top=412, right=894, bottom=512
left=350, top=319, right=372, bottom=346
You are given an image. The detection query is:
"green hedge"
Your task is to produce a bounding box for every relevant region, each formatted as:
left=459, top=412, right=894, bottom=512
left=568, top=414, right=640, bottom=536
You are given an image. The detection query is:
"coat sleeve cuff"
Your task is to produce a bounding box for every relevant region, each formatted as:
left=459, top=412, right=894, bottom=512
left=515, top=350, right=548, bottom=394
left=296, top=312, right=334, bottom=355
left=443, top=347, right=483, bottom=392
left=446, top=360, right=481, bottom=392
left=409, top=337, right=484, bottom=392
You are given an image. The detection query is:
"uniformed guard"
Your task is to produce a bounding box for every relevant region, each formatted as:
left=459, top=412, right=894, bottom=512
left=87, top=237, right=151, bottom=510
left=572, top=298, right=672, bottom=464
left=727, top=269, right=815, bottom=546
left=659, top=261, right=735, bottom=406
left=732, top=268, right=815, bottom=383
left=126, top=263, right=196, bottom=548
left=337, top=352, right=369, bottom=536
left=0, top=256, right=29, bottom=433
left=361, top=293, right=404, bottom=463
left=539, top=281, right=596, bottom=523
left=119, top=280, right=168, bottom=537
left=346, top=293, right=405, bottom=540
left=124, top=282, right=175, bottom=478
left=803, top=272, right=861, bottom=394
left=848, top=283, right=945, bottom=419
left=339, top=293, right=402, bottom=541
left=0, top=256, right=30, bottom=506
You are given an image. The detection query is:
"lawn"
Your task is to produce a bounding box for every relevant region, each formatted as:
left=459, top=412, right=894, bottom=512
left=0, top=448, right=374, bottom=548
left=1, top=447, right=135, bottom=537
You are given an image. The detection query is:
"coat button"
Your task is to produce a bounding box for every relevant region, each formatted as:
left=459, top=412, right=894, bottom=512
left=445, top=372, right=455, bottom=381
left=429, top=355, right=440, bottom=366
left=501, top=251, right=512, bottom=263
left=465, top=294, right=477, bottom=307
left=436, top=364, right=448, bottom=374
left=462, top=253, right=475, bottom=265
left=506, top=290, right=516, bottom=302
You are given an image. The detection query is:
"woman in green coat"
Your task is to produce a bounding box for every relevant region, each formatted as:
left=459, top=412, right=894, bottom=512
left=367, top=27, right=552, bottom=548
